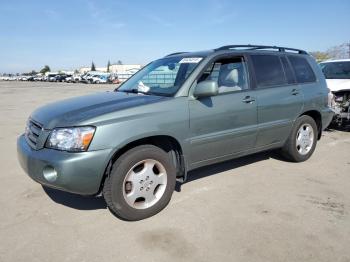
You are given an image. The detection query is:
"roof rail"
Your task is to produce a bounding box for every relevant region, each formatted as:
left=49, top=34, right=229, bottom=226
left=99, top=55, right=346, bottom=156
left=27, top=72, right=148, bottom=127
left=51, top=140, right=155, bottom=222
left=215, top=45, right=308, bottom=54
left=165, top=52, right=188, bottom=57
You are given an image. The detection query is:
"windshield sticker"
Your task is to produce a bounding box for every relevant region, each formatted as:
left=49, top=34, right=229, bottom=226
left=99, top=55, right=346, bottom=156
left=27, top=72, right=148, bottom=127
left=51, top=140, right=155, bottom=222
left=179, top=57, right=203, bottom=64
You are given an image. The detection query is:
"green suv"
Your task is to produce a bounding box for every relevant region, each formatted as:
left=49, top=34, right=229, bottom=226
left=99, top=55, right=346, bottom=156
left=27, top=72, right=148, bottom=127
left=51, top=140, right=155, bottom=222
left=17, top=45, right=334, bottom=220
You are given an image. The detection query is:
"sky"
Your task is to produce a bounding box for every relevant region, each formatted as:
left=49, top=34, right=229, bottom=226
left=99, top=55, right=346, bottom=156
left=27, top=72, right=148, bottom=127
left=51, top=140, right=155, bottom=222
left=0, top=0, right=349, bottom=73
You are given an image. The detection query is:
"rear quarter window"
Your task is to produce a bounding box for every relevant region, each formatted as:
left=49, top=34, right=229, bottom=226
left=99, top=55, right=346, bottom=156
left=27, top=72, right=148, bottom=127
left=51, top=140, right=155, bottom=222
left=288, top=56, right=316, bottom=83
left=251, top=54, right=287, bottom=87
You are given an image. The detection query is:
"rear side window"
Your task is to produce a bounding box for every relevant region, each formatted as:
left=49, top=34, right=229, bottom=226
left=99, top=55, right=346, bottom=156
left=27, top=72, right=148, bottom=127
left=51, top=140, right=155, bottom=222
left=251, top=55, right=286, bottom=87
left=280, top=56, right=296, bottom=84
left=288, top=56, right=316, bottom=83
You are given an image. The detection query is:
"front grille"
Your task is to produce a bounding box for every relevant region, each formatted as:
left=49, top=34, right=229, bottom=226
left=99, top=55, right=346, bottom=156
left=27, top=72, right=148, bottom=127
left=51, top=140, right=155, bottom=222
left=25, top=119, right=43, bottom=149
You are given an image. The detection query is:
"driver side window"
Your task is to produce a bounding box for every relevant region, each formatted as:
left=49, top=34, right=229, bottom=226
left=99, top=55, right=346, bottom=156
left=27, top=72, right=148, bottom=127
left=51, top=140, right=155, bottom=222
left=198, top=57, right=249, bottom=94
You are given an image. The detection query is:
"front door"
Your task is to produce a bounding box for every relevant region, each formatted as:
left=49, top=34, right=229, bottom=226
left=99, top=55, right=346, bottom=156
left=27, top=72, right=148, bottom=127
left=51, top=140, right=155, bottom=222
left=188, top=56, right=258, bottom=167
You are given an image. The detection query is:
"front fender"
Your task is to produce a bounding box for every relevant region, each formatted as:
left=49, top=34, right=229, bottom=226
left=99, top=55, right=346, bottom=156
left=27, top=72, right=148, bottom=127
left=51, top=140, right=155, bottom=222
left=87, top=97, right=190, bottom=159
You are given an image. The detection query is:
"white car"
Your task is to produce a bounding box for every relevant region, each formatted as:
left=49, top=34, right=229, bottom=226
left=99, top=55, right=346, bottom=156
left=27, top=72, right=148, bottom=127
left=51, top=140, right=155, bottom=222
left=33, top=76, right=43, bottom=81
left=1, top=76, right=10, bottom=81
left=64, top=75, right=73, bottom=82
left=320, top=59, right=350, bottom=127
left=91, top=75, right=108, bottom=84
left=49, top=76, right=56, bottom=82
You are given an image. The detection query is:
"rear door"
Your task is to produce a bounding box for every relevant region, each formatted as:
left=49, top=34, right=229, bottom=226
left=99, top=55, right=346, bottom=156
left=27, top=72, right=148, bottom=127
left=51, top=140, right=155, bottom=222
left=188, top=55, right=258, bottom=167
left=249, top=54, right=304, bottom=148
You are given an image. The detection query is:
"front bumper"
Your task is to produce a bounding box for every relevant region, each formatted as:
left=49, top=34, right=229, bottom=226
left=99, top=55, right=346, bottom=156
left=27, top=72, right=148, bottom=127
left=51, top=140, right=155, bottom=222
left=17, top=134, right=112, bottom=195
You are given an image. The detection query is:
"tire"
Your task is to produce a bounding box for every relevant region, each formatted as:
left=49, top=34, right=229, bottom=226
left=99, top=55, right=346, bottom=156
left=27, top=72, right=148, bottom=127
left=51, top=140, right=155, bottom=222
left=281, top=115, right=318, bottom=162
left=103, top=145, right=176, bottom=221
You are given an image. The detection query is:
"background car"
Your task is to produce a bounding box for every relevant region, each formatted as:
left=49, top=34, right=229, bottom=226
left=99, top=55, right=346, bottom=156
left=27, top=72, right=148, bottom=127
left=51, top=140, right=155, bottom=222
left=91, top=75, right=109, bottom=84
left=63, top=75, right=73, bottom=82
left=54, top=74, right=68, bottom=82
left=33, top=75, right=44, bottom=81
left=47, top=74, right=57, bottom=82
left=320, top=59, right=350, bottom=127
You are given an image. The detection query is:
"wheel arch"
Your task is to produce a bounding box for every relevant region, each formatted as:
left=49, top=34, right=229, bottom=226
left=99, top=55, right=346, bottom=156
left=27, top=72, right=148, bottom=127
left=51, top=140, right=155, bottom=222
left=97, top=135, right=186, bottom=195
left=299, top=110, right=322, bottom=139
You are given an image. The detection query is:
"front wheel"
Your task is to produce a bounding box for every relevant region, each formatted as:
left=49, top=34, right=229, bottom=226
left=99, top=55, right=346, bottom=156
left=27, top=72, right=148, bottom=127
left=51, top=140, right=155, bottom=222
left=281, top=115, right=318, bottom=162
left=103, top=145, right=176, bottom=221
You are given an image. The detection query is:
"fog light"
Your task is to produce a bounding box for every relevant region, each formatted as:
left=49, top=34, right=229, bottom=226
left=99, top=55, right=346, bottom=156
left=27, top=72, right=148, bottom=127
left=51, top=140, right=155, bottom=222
left=43, top=166, right=58, bottom=182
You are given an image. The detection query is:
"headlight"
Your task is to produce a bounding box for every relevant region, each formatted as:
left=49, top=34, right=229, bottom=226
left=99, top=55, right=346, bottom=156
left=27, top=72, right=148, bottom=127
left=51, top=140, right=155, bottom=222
left=46, top=126, right=95, bottom=152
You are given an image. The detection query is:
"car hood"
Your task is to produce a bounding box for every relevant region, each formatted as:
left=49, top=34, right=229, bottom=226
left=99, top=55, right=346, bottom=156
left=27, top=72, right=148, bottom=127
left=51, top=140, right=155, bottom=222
left=326, top=79, right=350, bottom=92
left=31, top=91, right=168, bottom=129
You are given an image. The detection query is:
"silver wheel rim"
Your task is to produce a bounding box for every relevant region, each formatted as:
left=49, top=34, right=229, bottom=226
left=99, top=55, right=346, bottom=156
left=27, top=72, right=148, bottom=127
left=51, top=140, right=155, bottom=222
left=122, top=159, right=167, bottom=209
left=296, top=123, right=314, bottom=155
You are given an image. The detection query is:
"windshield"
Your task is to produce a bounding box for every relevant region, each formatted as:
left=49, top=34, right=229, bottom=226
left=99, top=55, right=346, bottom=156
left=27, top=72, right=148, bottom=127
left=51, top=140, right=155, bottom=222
left=320, top=61, right=350, bottom=79
left=117, top=56, right=203, bottom=96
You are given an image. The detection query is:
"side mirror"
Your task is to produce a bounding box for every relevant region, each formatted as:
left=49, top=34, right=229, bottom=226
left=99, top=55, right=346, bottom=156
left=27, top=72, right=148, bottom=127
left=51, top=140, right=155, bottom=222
left=168, top=63, right=175, bottom=70
left=193, top=80, right=218, bottom=98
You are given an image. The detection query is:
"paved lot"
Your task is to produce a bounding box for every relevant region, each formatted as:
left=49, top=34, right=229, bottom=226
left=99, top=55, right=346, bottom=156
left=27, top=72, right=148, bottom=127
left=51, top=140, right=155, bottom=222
left=0, top=81, right=349, bottom=262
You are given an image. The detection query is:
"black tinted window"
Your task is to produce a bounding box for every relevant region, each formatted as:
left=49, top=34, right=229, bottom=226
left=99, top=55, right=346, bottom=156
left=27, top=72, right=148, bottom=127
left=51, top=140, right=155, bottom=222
left=320, top=62, right=350, bottom=79
left=251, top=55, right=286, bottom=87
left=288, top=56, right=316, bottom=83
left=280, top=56, right=295, bottom=84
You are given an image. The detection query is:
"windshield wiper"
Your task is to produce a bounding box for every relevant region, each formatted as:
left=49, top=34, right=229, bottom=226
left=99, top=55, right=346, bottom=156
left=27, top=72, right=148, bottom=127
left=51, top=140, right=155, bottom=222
left=116, top=89, right=169, bottom=97
left=116, top=88, right=152, bottom=95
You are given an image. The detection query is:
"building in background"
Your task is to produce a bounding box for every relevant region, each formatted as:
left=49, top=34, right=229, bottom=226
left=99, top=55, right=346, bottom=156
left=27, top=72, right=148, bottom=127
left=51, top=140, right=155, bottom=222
left=79, top=64, right=142, bottom=74
left=109, top=64, right=141, bottom=74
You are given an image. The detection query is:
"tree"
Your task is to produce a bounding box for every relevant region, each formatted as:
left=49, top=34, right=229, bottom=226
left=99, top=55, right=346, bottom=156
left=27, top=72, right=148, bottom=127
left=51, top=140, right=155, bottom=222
left=91, top=61, right=96, bottom=71
left=107, top=60, right=111, bottom=72
left=117, top=60, right=123, bottom=65
left=74, top=69, right=79, bottom=74
left=326, top=42, right=350, bottom=60
left=310, top=42, right=350, bottom=62
left=40, top=65, right=50, bottom=74
left=309, top=51, right=330, bottom=62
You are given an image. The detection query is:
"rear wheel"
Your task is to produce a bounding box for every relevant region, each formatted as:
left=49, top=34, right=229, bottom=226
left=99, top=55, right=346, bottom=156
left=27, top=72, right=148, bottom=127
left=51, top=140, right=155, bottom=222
left=281, top=115, right=318, bottom=162
left=103, top=145, right=176, bottom=221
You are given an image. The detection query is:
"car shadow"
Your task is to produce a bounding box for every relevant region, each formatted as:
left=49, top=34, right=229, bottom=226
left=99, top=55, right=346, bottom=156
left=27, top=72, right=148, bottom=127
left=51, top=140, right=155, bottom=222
left=42, top=186, right=107, bottom=210
left=42, top=150, right=285, bottom=210
left=326, top=125, right=350, bottom=132
left=175, top=150, right=284, bottom=192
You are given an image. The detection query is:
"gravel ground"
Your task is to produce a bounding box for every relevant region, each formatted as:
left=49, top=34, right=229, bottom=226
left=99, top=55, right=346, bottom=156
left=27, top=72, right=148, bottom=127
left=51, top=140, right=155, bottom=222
left=0, top=81, right=349, bottom=262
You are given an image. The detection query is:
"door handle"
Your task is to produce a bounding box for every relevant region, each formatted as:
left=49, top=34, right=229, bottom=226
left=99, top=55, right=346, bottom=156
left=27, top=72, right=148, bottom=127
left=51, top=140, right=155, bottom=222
left=242, top=96, right=255, bottom=103
left=291, top=89, right=299, bottom=95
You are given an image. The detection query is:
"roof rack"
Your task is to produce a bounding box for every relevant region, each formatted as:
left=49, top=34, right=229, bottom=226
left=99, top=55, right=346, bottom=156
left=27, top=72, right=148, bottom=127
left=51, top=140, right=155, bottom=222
left=215, top=45, right=308, bottom=54
left=165, top=52, right=188, bottom=57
